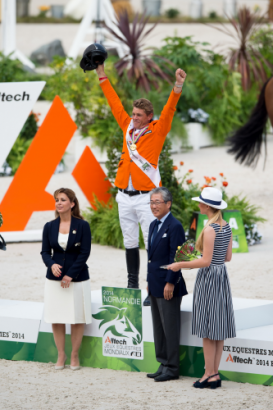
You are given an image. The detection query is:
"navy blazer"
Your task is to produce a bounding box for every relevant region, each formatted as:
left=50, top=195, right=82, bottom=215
left=147, top=213, right=188, bottom=298
left=41, top=216, right=91, bottom=282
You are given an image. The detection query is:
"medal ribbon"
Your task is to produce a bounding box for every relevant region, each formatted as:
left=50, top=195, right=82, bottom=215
left=130, top=126, right=149, bottom=145
left=125, top=120, right=161, bottom=187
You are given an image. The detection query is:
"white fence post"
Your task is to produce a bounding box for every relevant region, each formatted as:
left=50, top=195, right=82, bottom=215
left=189, top=0, right=203, bottom=19
left=223, top=0, right=237, bottom=17
left=1, top=0, right=35, bottom=69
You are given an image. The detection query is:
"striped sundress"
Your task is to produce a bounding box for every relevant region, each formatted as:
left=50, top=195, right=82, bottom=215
left=192, top=223, right=236, bottom=340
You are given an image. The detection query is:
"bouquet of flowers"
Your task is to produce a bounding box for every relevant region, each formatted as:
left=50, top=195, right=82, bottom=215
left=174, top=239, right=199, bottom=262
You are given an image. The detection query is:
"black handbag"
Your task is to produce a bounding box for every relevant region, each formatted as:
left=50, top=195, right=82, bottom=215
left=0, top=234, right=6, bottom=251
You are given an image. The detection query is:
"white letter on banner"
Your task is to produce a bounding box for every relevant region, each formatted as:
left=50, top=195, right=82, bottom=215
left=229, top=218, right=238, bottom=230
left=0, top=81, right=45, bottom=168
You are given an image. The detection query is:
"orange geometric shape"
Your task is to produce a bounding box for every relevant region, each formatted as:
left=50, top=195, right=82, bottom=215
left=72, top=146, right=111, bottom=208
left=226, top=354, right=234, bottom=363
left=0, top=96, right=77, bottom=231
left=190, top=218, right=197, bottom=231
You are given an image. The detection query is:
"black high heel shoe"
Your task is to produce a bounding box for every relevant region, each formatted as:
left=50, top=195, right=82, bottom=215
left=193, top=376, right=210, bottom=389
left=207, top=374, right=221, bottom=389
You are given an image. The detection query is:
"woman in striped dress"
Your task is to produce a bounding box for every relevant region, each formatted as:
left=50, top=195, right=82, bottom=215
left=168, top=187, right=236, bottom=389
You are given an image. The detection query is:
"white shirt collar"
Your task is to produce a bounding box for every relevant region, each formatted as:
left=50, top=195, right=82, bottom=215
left=158, top=211, right=170, bottom=224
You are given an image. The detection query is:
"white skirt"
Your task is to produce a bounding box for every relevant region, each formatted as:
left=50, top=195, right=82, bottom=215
left=44, top=278, right=92, bottom=324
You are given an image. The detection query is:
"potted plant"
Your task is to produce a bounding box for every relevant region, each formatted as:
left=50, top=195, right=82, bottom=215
left=184, top=108, right=213, bottom=150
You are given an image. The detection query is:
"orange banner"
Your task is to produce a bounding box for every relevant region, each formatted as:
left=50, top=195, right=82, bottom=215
left=0, top=96, right=77, bottom=231
left=72, top=146, right=112, bottom=208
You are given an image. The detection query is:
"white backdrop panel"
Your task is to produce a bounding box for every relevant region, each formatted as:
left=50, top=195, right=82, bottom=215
left=0, top=81, right=45, bottom=168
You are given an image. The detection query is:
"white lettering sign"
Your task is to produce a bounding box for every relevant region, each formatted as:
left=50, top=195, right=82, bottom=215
left=229, top=218, right=239, bottom=230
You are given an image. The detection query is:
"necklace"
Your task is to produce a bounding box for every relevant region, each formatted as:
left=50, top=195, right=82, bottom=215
left=130, top=126, right=149, bottom=151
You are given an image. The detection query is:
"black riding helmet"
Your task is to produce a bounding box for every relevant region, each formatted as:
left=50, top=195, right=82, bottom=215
left=80, top=43, right=108, bottom=72
left=0, top=234, right=6, bottom=251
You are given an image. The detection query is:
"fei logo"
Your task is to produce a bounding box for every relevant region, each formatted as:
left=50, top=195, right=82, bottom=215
left=0, top=83, right=111, bottom=232
left=93, top=287, right=144, bottom=360
left=93, top=306, right=142, bottom=346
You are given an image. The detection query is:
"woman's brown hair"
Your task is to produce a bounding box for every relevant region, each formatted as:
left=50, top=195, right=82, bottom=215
left=195, top=207, right=223, bottom=253
left=54, top=188, right=84, bottom=220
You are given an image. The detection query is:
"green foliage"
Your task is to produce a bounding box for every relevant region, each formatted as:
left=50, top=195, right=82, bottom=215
left=83, top=199, right=145, bottom=249
left=85, top=158, right=265, bottom=248
left=105, top=130, right=124, bottom=196
left=6, top=138, right=32, bottom=174
left=165, top=9, right=180, bottom=19
left=42, top=56, right=130, bottom=150
left=0, top=53, right=45, bottom=82
left=6, top=113, right=38, bottom=174
left=0, top=212, right=3, bottom=228
left=223, top=194, right=266, bottom=225
left=155, top=36, right=258, bottom=144
left=250, top=24, right=273, bottom=77
left=83, top=199, right=123, bottom=248
left=159, top=137, right=177, bottom=188
left=19, top=112, right=39, bottom=141
left=0, top=53, right=25, bottom=82
left=208, top=11, right=218, bottom=19
left=17, top=15, right=80, bottom=23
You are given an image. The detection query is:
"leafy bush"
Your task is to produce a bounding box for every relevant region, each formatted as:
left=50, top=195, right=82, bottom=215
left=6, top=112, right=39, bottom=174
left=222, top=194, right=266, bottom=226
left=42, top=56, right=130, bottom=150
left=0, top=53, right=44, bottom=82
left=83, top=199, right=145, bottom=249
left=155, top=36, right=259, bottom=144
left=85, top=179, right=264, bottom=249
left=6, top=138, right=32, bottom=175
left=208, top=11, right=217, bottom=19
left=165, top=9, right=180, bottom=19
left=250, top=24, right=273, bottom=78
left=86, top=143, right=265, bottom=248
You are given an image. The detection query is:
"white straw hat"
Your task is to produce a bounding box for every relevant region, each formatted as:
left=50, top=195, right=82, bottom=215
left=192, top=187, right=227, bottom=210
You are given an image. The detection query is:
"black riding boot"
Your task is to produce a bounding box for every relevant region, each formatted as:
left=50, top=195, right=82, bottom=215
left=126, top=247, right=140, bottom=289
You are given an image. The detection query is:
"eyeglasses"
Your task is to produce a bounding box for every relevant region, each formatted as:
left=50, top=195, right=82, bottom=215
left=148, top=201, right=166, bottom=206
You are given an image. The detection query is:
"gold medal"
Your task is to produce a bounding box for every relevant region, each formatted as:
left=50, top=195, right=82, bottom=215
left=129, top=126, right=149, bottom=152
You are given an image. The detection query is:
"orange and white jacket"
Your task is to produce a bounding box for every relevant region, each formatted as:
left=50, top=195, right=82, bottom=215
left=100, top=79, right=182, bottom=191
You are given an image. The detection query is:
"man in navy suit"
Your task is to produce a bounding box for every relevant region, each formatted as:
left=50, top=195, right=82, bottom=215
left=146, top=187, right=187, bottom=382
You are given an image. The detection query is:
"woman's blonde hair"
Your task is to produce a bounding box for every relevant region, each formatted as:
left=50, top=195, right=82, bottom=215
left=195, top=207, right=223, bottom=252
left=54, top=188, right=84, bottom=220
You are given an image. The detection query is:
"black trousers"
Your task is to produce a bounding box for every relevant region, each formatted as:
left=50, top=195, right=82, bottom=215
left=150, top=295, right=182, bottom=377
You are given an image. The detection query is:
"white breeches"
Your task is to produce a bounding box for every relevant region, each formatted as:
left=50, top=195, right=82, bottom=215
left=116, top=190, right=155, bottom=249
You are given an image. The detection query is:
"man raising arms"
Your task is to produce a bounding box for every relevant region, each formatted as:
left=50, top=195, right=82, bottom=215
left=96, top=64, right=186, bottom=302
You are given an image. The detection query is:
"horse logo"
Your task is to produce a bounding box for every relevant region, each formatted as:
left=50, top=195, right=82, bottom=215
left=93, top=306, right=142, bottom=345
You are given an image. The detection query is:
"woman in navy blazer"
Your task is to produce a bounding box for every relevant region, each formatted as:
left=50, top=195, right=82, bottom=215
left=41, top=188, right=91, bottom=371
